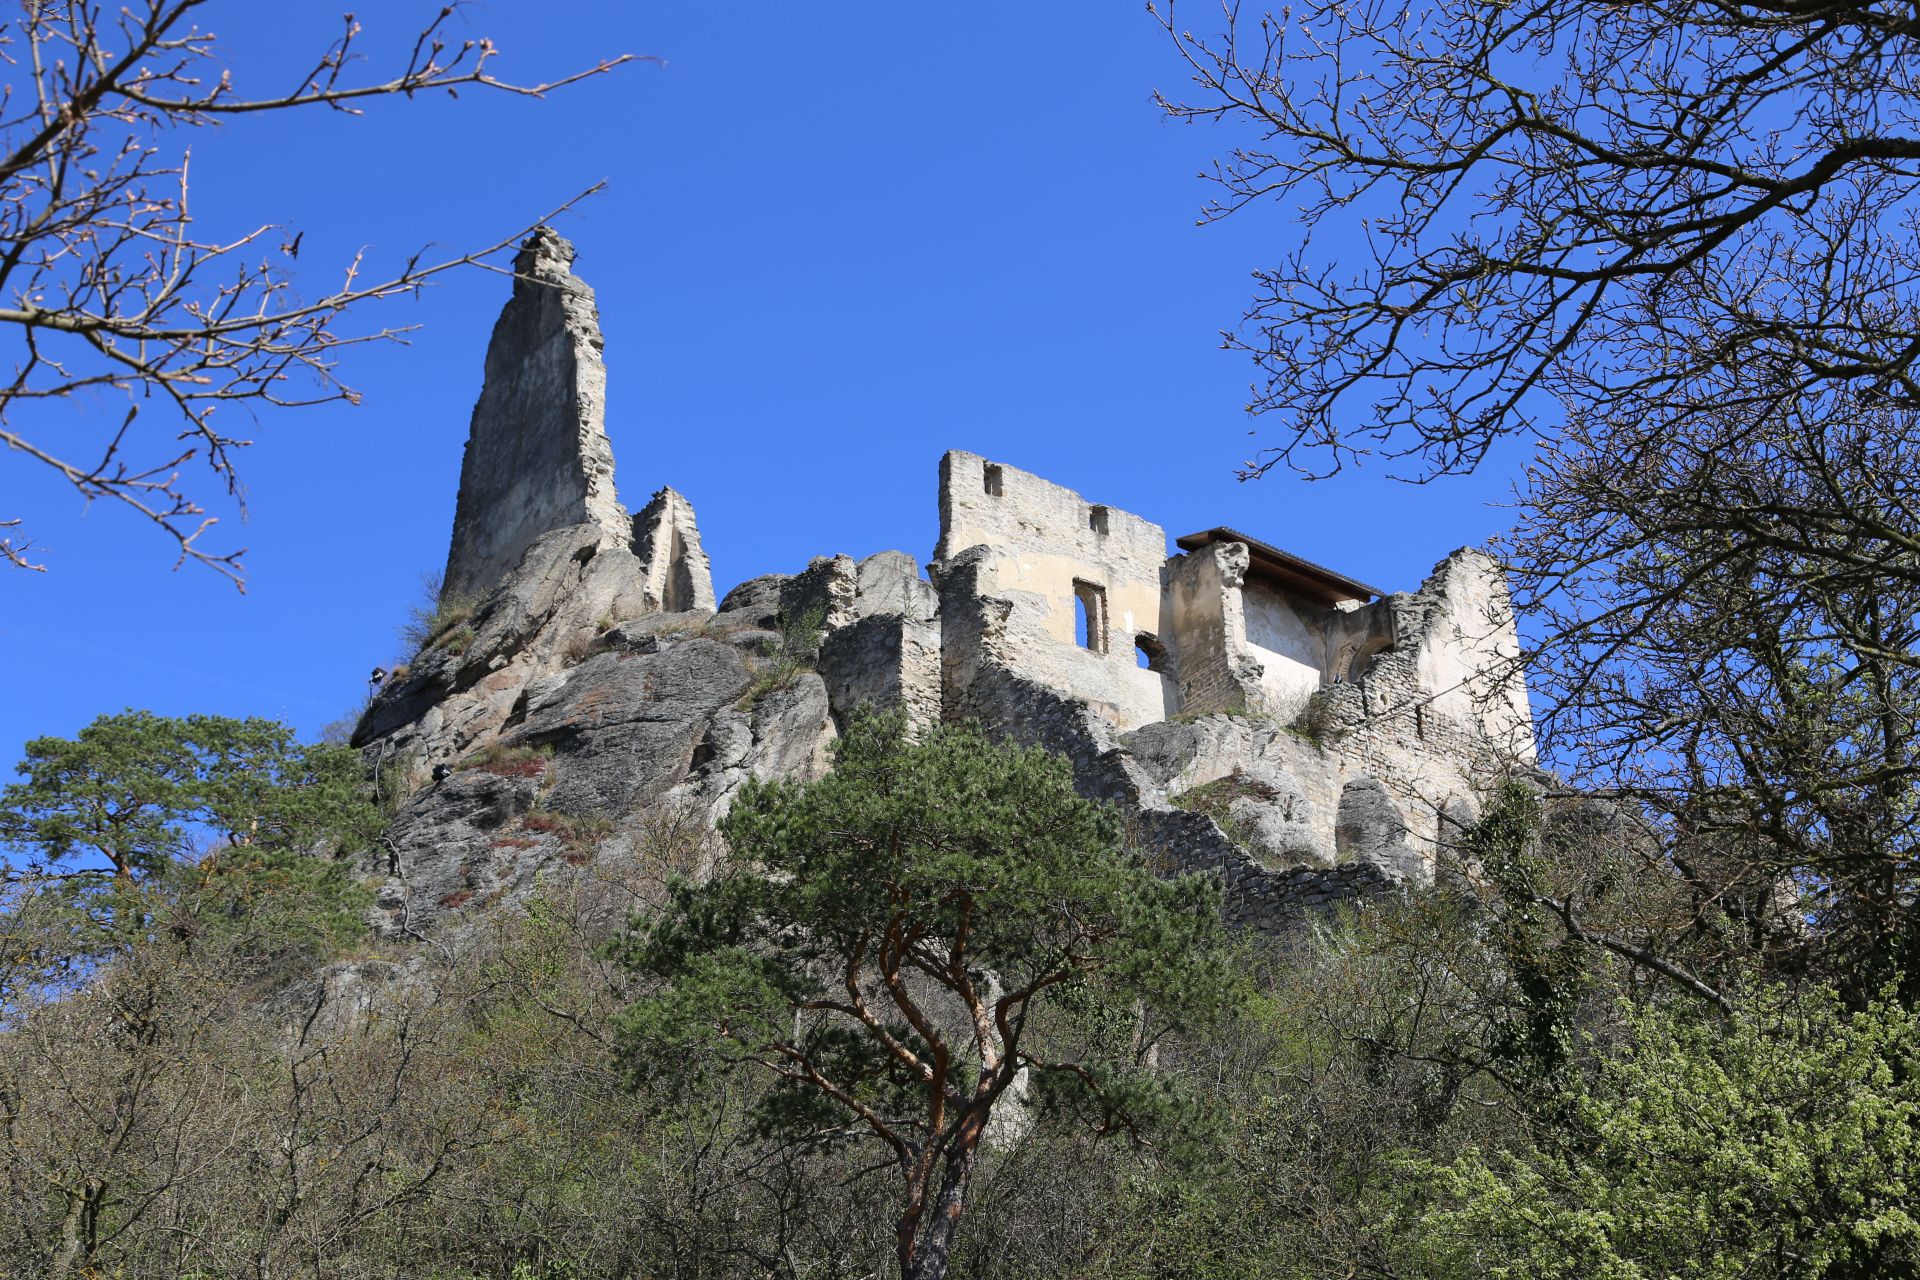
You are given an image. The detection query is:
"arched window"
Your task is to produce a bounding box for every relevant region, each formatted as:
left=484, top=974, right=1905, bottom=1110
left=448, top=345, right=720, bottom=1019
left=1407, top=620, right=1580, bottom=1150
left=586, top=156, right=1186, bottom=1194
left=1135, top=632, right=1170, bottom=674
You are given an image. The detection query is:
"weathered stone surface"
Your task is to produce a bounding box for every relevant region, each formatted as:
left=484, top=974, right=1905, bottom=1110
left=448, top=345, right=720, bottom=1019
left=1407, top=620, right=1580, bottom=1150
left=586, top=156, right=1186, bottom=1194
left=744, top=673, right=837, bottom=782
left=1164, top=541, right=1261, bottom=717
left=717, top=573, right=789, bottom=626
left=355, top=522, right=660, bottom=776
left=632, top=486, right=717, bottom=613
left=1224, top=768, right=1324, bottom=868
left=779, top=555, right=859, bottom=642
left=1335, top=776, right=1424, bottom=883
left=443, top=229, right=626, bottom=602
left=934, top=452, right=1174, bottom=730
left=855, top=550, right=937, bottom=622
left=598, top=610, right=718, bottom=656
left=818, top=612, right=942, bottom=733
left=374, top=769, right=545, bottom=936
left=509, top=639, right=753, bottom=816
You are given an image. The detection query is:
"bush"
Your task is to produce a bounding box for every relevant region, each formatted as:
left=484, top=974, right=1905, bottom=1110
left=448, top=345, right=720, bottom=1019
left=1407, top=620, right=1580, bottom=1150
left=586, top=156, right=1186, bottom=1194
left=460, top=742, right=552, bottom=779
left=399, top=570, right=478, bottom=655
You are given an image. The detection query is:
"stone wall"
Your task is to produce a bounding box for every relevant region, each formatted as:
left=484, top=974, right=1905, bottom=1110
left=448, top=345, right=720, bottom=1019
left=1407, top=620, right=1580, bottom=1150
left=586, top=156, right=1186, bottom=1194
left=632, top=486, right=716, bottom=613
left=933, top=451, right=1174, bottom=729
left=1241, top=580, right=1328, bottom=716
left=443, top=229, right=627, bottom=602
left=1164, top=542, right=1257, bottom=715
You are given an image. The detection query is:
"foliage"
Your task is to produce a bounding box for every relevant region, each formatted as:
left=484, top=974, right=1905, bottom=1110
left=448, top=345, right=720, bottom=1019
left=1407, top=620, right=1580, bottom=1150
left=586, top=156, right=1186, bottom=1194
left=615, top=710, right=1244, bottom=1279
left=1410, top=984, right=1920, bottom=1279
left=1282, top=689, right=1344, bottom=750
left=0, top=711, right=378, bottom=990
left=0, top=775, right=1906, bottom=1280
left=1, top=710, right=380, bottom=878
left=737, top=603, right=826, bottom=708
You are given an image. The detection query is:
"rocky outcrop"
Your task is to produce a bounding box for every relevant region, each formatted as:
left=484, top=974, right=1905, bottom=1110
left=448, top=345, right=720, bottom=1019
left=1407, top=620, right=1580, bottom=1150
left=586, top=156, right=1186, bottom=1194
left=352, top=232, right=1542, bottom=951
left=632, top=486, right=716, bottom=614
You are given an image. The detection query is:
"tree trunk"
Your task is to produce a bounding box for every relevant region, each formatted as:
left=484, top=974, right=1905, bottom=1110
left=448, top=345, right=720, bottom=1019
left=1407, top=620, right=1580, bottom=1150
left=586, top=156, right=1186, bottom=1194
left=903, top=1141, right=977, bottom=1280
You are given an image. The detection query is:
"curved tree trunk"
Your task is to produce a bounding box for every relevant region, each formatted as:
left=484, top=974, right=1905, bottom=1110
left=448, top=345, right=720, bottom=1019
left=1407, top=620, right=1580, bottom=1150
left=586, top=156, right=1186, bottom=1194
left=902, top=1141, right=977, bottom=1280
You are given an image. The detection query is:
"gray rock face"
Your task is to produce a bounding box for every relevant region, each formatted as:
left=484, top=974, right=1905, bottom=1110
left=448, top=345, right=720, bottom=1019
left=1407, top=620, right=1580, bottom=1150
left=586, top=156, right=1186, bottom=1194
left=510, top=639, right=753, bottom=816
left=1335, top=777, right=1422, bottom=881
left=1224, top=768, right=1323, bottom=868
left=717, top=574, right=789, bottom=626
left=377, top=769, right=544, bottom=937
left=358, top=524, right=651, bottom=763
left=779, top=556, right=859, bottom=642
left=744, top=673, right=837, bottom=782
left=443, top=229, right=626, bottom=602
left=855, top=551, right=937, bottom=622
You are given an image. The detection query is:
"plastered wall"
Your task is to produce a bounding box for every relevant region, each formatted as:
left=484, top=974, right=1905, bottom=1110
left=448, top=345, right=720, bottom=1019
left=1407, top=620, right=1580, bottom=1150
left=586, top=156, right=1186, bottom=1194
left=934, top=451, right=1175, bottom=729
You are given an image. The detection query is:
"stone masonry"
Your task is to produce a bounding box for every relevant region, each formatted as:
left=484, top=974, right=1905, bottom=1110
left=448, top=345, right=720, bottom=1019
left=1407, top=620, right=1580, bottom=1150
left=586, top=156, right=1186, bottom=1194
left=357, top=232, right=1539, bottom=942
left=442, top=228, right=627, bottom=603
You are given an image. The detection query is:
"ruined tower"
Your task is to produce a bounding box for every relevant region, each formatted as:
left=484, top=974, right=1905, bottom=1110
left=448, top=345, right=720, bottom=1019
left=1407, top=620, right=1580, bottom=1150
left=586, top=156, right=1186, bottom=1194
left=442, top=227, right=628, bottom=602
left=359, top=235, right=1540, bottom=941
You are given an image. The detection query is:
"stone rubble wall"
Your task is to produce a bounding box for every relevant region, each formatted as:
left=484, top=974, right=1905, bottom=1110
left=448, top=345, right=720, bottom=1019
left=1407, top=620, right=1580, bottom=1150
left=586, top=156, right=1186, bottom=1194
left=945, top=652, right=1411, bottom=934
left=631, top=486, right=716, bottom=613
left=443, top=229, right=627, bottom=603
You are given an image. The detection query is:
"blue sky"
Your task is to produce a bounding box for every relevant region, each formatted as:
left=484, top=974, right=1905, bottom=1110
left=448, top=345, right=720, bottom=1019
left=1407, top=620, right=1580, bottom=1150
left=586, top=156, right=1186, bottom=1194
left=1, top=4, right=1523, bottom=763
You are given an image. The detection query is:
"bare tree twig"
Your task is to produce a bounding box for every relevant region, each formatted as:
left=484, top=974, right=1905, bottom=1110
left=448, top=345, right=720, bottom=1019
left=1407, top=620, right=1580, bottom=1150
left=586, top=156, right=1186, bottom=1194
left=0, top=1, right=636, bottom=585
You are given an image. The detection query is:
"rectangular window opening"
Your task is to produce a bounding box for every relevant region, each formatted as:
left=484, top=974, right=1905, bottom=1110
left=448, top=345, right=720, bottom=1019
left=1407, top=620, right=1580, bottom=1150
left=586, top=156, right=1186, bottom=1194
left=1089, top=505, right=1110, bottom=536
left=983, top=464, right=1004, bottom=498
left=1072, top=580, right=1108, bottom=654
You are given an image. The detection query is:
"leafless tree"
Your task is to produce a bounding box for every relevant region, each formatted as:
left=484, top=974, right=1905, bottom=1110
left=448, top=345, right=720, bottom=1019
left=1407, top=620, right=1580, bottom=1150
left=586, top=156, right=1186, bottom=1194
left=0, top=1, right=631, bottom=585
left=1153, top=1, right=1920, bottom=995
left=1154, top=0, right=1920, bottom=481
left=1503, top=396, right=1920, bottom=995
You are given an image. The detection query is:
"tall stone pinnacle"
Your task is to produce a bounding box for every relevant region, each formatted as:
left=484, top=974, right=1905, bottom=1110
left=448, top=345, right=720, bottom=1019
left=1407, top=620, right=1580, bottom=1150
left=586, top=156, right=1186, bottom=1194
left=442, top=227, right=627, bottom=602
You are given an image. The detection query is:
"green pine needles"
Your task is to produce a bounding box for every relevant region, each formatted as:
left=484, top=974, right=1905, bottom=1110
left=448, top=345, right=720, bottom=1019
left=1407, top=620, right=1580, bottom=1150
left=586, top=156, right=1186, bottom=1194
left=615, top=710, right=1245, bottom=1280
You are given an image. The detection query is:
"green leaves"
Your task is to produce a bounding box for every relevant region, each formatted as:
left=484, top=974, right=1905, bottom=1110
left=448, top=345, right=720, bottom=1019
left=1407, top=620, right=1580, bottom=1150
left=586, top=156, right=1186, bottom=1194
left=615, top=710, right=1244, bottom=1276
left=0, top=710, right=379, bottom=986
left=1407, top=984, right=1920, bottom=1278
left=1, top=710, right=379, bottom=879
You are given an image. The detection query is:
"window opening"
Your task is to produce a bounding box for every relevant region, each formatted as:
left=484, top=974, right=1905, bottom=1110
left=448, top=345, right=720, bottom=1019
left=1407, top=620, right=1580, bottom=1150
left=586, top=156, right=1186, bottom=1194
left=983, top=464, right=1004, bottom=497
left=1072, top=580, right=1107, bottom=654
left=1135, top=632, right=1170, bottom=673
left=1089, top=505, right=1110, bottom=536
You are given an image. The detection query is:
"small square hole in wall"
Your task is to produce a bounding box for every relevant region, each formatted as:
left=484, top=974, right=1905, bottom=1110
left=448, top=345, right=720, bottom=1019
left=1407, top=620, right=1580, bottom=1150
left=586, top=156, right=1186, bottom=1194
left=1089, top=505, right=1110, bottom=536
left=983, top=464, right=1004, bottom=497
left=1072, top=580, right=1108, bottom=654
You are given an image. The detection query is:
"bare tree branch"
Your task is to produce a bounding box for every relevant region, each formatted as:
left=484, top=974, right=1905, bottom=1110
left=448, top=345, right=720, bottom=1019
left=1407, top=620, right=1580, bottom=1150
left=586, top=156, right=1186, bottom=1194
left=0, top=1, right=636, bottom=585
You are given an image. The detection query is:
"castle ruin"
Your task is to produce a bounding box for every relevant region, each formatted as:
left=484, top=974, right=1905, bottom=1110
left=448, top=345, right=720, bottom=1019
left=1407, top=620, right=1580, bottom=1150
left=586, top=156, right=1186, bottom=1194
left=357, top=230, right=1537, bottom=937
